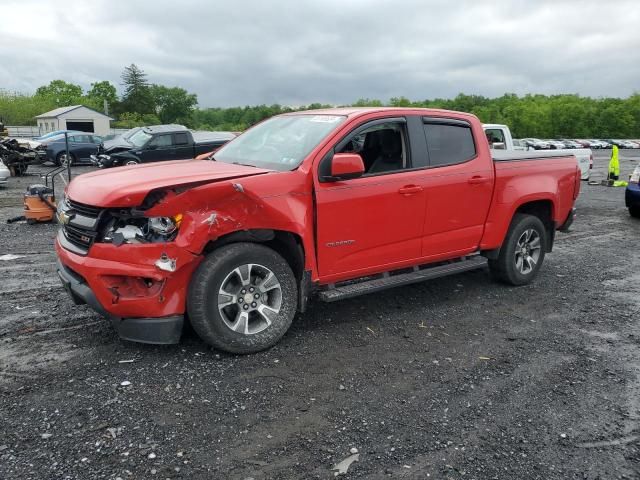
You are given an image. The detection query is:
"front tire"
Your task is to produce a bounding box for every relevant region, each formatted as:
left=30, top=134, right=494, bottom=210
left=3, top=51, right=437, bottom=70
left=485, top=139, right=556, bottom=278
left=489, top=214, right=547, bottom=286
left=187, top=243, right=298, bottom=354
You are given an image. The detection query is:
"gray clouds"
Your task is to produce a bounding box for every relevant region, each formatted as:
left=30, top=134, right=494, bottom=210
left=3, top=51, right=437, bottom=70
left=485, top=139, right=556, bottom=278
left=0, top=0, right=639, bottom=106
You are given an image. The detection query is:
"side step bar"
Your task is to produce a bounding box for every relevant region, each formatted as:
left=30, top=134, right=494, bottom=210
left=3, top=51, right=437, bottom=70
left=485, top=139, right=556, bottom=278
left=318, top=256, right=488, bottom=303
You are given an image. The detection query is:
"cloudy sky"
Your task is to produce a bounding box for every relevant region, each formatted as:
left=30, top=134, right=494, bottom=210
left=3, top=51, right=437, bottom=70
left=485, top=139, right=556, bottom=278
left=1, top=0, right=639, bottom=107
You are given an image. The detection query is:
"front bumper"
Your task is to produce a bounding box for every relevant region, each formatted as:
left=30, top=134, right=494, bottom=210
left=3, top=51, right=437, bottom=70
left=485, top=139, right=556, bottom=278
left=90, top=154, right=115, bottom=168
left=55, top=235, right=202, bottom=344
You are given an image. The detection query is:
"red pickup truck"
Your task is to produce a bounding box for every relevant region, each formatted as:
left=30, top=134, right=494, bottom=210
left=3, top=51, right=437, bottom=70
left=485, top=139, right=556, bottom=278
left=55, top=108, right=580, bottom=353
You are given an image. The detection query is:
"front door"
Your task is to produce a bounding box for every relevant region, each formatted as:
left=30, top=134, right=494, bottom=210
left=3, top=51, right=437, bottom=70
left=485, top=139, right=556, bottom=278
left=315, top=119, right=427, bottom=280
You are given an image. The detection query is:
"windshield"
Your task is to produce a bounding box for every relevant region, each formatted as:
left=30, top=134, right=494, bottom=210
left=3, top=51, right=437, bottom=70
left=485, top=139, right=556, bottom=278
left=128, top=130, right=153, bottom=147
left=213, top=114, right=346, bottom=171
left=122, top=127, right=141, bottom=141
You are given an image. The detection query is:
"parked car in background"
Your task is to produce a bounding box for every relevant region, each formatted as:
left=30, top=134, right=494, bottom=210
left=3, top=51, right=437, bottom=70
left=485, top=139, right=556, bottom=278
left=93, top=125, right=236, bottom=168
left=512, top=139, right=528, bottom=151
left=626, top=163, right=640, bottom=218
left=0, top=159, right=10, bottom=186
left=36, top=130, right=83, bottom=141
left=585, top=139, right=605, bottom=149
left=606, top=139, right=635, bottom=149
left=546, top=140, right=566, bottom=150
left=484, top=125, right=592, bottom=180
left=39, top=133, right=103, bottom=166
left=558, top=139, right=582, bottom=149
left=522, top=138, right=551, bottom=150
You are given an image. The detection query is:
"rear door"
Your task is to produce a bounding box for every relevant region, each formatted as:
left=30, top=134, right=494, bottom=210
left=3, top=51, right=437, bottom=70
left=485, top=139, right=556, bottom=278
left=173, top=132, right=194, bottom=159
left=142, top=134, right=175, bottom=162
left=419, top=118, right=494, bottom=258
left=315, top=117, right=427, bottom=279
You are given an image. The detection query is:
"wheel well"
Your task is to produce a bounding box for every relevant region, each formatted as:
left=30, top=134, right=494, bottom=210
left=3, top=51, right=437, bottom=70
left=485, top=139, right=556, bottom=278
left=203, top=229, right=305, bottom=280
left=515, top=200, right=555, bottom=252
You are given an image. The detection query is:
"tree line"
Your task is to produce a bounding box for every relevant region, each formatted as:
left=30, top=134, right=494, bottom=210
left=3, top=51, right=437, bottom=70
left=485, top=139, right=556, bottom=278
left=1, top=64, right=639, bottom=138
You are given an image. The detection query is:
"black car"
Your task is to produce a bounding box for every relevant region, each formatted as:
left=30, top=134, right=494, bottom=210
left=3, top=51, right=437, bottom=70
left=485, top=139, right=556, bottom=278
left=93, top=125, right=235, bottom=168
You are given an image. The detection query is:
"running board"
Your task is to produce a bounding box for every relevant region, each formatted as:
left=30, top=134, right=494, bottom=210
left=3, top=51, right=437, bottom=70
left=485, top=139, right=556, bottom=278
left=318, top=256, right=488, bottom=303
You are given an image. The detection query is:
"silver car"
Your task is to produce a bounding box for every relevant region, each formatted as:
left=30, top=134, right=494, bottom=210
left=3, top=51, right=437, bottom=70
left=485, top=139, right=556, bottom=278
left=0, top=159, right=10, bottom=186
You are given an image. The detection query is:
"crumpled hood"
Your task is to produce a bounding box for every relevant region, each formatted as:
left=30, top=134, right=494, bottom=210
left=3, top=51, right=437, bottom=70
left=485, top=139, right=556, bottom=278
left=102, top=137, right=132, bottom=152
left=66, top=160, right=271, bottom=207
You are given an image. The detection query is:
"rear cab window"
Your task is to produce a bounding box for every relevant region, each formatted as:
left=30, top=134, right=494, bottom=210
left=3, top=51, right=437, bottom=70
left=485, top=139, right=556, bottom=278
left=422, top=118, right=476, bottom=167
left=174, top=132, right=189, bottom=145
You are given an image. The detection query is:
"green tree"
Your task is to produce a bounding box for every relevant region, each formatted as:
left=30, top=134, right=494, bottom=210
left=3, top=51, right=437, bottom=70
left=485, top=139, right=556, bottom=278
left=35, top=80, right=83, bottom=106
left=120, top=64, right=154, bottom=114
left=149, top=85, right=198, bottom=124
left=86, top=81, right=118, bottom=113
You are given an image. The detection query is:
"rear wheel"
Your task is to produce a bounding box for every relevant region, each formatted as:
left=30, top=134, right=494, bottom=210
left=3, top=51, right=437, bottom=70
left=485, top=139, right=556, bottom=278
left=489, top=213, right=547, bottom=286
left=124, top=159, right=139, bottom=166
left=187, top=243, right=298, bottom=354
left=630, top=206, right=640, bottom=219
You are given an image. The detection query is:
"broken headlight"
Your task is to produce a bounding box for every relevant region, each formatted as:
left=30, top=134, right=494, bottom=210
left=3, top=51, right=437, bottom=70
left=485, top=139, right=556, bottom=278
left=148, top=215, right=182, bottom=235
left=103, top=214, right=183, bottom=245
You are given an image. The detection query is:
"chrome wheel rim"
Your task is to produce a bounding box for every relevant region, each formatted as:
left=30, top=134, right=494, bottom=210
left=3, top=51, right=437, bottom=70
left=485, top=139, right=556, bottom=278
left=125, top=160, right=138, bottom=166
left=60, top=154, right=71, bottom=166
left=217, top=263, right=282, bottom=335
left=514, top=228, right=541, bottom=275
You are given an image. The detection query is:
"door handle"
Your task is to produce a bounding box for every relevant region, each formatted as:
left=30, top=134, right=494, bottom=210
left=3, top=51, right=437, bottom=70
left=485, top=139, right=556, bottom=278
left=468, top=176, right=490, bottom=185
left=398, top=185, right=423, bottom=195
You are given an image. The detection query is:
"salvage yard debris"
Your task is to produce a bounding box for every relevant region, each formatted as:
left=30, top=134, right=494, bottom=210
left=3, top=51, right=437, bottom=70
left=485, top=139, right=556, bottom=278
left=331, top=453, right=359, bottom=476
left=0, top=138, right=44, bottom=176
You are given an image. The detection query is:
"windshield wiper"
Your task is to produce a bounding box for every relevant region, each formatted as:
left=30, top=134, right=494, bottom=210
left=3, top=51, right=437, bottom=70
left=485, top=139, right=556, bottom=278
left=231, top=161, right=257, bottom=168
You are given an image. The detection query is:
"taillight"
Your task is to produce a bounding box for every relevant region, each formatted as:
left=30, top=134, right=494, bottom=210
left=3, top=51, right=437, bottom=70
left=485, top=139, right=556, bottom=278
left=630, top=165, right=640, bottom=184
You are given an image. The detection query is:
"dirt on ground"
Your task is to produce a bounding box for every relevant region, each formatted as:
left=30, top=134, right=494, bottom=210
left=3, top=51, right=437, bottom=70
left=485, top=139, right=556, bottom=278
left=1, top=151, right=639, bottom=479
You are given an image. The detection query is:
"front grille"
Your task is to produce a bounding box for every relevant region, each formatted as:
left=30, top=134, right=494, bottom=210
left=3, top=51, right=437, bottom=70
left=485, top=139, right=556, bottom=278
left=63, top=224, right=97, bottom=250
left=67, top=199, right=102, bottom=218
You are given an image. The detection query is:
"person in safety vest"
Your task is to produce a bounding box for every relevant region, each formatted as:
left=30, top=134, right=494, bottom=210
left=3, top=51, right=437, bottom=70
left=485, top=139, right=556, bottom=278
left=608, top=144, right=620, bottom=181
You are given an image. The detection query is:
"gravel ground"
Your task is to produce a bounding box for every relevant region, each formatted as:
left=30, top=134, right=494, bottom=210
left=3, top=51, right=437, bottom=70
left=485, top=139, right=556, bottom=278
left=1, top=150, right=639, bottom=479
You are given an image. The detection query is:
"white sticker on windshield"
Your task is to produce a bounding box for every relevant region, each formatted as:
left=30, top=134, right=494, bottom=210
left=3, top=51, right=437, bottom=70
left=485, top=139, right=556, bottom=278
left=309, top=115, right=342, bottom=123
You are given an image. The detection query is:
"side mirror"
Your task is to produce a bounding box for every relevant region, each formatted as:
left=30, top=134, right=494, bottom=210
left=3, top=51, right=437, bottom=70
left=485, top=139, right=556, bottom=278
left=492, top=142, right=506, bottom=150
left=146, top=144, right=157, bottom=150
left=327, top=153, right=365, bottom=181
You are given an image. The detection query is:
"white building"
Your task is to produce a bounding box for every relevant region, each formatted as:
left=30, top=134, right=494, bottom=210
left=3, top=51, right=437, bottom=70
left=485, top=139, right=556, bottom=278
left=35, top=105, right=113, bottom=136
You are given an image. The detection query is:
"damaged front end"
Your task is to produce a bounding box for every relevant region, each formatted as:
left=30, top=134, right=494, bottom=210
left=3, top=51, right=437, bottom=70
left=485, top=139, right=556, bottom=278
left=55, top=194, right=203, bottom=344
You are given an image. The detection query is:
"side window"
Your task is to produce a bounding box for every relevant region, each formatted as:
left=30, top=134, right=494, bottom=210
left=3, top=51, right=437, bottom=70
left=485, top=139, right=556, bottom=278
left=148, top=134, right=173, bottom=148
left=70, top=135, right=89, bottom=143
left=337, top=122, right=408, bottom=175
left=423, top=122, right=476, bottom=167
left=91, top=136, right=103, bottom=144
left=174, top=132, right=189, bottom=145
